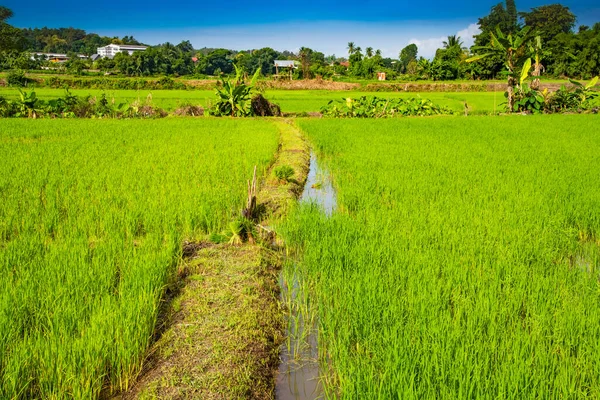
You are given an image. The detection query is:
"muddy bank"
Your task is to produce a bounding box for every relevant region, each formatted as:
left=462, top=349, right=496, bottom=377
left=363, top=81, right=574, bottom=92
left=257, top=79, right=360, bottom=91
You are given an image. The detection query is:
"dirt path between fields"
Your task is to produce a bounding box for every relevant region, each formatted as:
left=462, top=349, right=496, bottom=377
left=114, top=120, right=310, bottom=400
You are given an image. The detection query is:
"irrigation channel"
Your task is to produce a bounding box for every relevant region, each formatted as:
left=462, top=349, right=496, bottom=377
left=276, top=151, right=337, bottom=400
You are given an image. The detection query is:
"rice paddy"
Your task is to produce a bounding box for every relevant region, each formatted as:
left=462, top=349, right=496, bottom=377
left=2, top=111, right=599, bottom=399
left=0, top=119, right=278, bottom=398
left=282, top=115, right=600, bottom=398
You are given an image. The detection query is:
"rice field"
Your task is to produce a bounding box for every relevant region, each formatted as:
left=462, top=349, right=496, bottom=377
left=3, top=112, right=599, bottom=399
left=283, top=116, right=600, bottom=398
left=0, top=119, right=278, bottom=398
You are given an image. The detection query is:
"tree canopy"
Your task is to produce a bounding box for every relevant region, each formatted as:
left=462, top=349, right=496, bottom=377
left=0, top=6, right=24, bottom=52
left=0, top=3, right=599, bottom=80
left=399, top=44, right=418, bottom=72
left=520, top=4, right=576, bottom=43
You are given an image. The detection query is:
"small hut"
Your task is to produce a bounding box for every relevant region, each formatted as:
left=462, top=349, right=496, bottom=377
left=274, top=60, right=297, bottom=80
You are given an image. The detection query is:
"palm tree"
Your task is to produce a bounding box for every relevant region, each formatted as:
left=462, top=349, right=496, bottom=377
left=347, top=42, right=355, bottom=56
left=0, top=6, right=14, bottom=22
left=366, top=47, right=373, bottom=58
left=354, top=46, right=362, bottom=56
left=443, top=35, right=463, bottom=49
left=375, top=49, right=382, bottom=57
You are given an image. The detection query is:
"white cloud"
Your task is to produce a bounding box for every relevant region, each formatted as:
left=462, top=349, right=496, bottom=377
left=408, top=36, right=446, bottom=59
left=409, top=23, right=480, bottom=59
left=457, top=23, right=481, bottom=48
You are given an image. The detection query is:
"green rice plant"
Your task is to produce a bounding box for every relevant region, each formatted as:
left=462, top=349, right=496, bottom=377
left=274, top=165, right=295, bottom=182
left=227, top=216, right=256, bottom=245
left=282, top=116, right=600, bottom=398
left=0, top=118, right=278, bottom=398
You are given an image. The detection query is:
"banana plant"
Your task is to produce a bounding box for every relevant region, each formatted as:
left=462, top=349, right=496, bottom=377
left=210, top=65, right=261, bottom=117
left=569, top=76, right=599, bottom=104
left=528, top=36, right=550, bottom=90
left=16, top=89, right=44, bottom=118
left=467, top=26, right=532, bottom=112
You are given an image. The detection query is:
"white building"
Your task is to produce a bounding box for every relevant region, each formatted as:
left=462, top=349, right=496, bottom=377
left=97, top=44, right=148, bottom=58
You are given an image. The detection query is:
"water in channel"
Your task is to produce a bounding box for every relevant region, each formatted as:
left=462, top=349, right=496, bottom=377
left=276, top=151, right=337, bottom=400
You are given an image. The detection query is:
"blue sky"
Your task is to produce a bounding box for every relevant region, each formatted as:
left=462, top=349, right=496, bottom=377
left=5, top=0, right=600, bottom=58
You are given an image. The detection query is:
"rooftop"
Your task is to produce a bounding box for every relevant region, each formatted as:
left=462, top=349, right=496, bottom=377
left=102, top=44, right=148, bottom=49
left=274, top=60, right=297, bottom=68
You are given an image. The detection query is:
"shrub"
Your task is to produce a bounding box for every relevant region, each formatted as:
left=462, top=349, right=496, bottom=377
left=321, top=96, right=455, bottom=118
left=0, top=96, right=15, bottom=117
left=6, top=69, right=28, bottom=87
left=0, top=90, right=168, bottom=119
left=41, top=76, right=191, bottom=90
left=512, top=77, right=598, bottom=114
left=512, top=86, right=545, bottom=114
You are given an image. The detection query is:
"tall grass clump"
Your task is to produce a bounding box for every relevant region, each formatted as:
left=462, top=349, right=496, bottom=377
left=282, top=116, right=600, bottom=398
left=0, top=118, right=278, bottom=398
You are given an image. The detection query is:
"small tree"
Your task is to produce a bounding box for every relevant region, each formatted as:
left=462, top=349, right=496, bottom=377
left=399, top=44, right=418, bottom=73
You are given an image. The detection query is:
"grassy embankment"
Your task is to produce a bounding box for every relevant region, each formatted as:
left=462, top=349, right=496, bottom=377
left=0, top=119, right=279, bottom=398
left=283, top=115, right=600, bottom=398
left=127, top=120, right=310, bottom=399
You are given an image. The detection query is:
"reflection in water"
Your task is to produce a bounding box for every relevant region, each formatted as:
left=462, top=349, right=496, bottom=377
left=570, top=236, right=599, bottom=279
left=276, top=271, right=322, bottom=400
left=300, top=152, right=337, bottom=217
left=276, top=151, right=337, bottom=400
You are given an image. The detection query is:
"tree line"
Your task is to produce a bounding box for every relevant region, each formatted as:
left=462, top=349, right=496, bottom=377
left=1, top=2, right=599, bottom=80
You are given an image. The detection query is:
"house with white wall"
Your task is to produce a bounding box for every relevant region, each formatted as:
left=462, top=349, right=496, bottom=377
left=97, top=44, right=148, bottom=58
